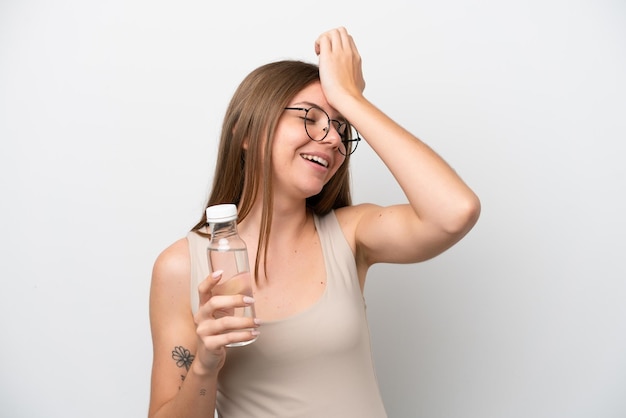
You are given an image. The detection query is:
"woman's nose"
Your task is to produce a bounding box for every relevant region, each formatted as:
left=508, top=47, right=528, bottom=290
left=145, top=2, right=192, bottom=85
left=321, top=123, right=342, bottom=147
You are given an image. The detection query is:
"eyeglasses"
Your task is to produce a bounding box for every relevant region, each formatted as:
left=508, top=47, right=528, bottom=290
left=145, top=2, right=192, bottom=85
left=284, top=106, right=361, bottom=156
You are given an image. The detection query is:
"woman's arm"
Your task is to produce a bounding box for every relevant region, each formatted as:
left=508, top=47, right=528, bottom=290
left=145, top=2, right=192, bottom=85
left=148, top=238, right=260, bottom=418
left=318, top=28, right=481, bottom=266
left=148, top=239, right=219, bottom=418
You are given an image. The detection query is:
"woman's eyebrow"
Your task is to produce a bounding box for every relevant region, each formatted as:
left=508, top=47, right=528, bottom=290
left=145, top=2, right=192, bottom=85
left=290, top=100, right=317, bottom=108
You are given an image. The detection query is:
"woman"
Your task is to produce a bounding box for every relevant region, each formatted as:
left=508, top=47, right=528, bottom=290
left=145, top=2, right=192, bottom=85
left=148, top=27, right=480, bottom=417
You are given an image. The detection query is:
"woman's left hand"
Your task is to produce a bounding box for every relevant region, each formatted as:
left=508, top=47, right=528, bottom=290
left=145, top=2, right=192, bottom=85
left=314, top=27, right=366, bottom=106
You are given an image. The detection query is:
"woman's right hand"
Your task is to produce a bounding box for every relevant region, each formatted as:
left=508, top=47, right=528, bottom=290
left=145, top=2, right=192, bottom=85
left=314, top=27, right=366, bottom=108
left=192, top=270, right=260, bottom=375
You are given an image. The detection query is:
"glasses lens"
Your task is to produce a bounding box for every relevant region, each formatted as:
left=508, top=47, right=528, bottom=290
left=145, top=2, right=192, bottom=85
left=333, top=120, right=348, bottom=139
left=339, top=125, right=360, bottom=156
left=301, top=106, right=359, bottom=156
left=304, top=107, right=329, bottom=142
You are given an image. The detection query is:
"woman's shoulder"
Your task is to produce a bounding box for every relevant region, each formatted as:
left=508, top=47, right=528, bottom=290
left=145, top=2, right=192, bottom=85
left=334, top=203, right=382, bottom=227
left=150, top=237, right=194, bottom=315
left=331, top=204, right=381, bottom=253
left=152, top=237, right=191, bottom=286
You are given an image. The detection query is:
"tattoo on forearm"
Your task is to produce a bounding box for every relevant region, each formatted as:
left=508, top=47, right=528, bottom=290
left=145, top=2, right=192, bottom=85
left=172, top=346, right=195, bottom=371
left=172, top=346, right=195, bottom=389
left=200, top=389, right=207, bottom=396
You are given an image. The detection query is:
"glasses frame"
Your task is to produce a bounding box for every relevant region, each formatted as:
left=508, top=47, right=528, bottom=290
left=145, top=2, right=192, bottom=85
left=284, top=106, right=361, bottom=156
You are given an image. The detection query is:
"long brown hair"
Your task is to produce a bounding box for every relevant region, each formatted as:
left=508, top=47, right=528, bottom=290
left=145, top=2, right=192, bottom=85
left=192, top=60, right=353, bottom=279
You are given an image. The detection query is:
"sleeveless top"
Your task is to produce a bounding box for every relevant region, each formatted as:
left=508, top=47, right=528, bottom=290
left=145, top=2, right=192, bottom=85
left=187, top=210, right=387, bottom=418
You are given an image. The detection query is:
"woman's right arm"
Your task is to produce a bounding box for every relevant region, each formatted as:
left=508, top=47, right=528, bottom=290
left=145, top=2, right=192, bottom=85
left=148, top=238, right=260, bottom=418
left=148, top=238, right=219, bottom=418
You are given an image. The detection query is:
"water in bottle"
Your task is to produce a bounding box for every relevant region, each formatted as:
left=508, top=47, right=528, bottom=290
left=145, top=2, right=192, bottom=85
left=206, top=203, right=257, bottom=347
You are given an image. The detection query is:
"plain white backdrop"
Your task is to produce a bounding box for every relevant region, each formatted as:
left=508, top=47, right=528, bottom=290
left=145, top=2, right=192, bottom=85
left=1, top=1, right=625, bottom=417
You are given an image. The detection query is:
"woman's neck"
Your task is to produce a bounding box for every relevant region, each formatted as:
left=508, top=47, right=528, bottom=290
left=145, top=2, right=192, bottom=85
left=238, top=197, right=311, bottom=241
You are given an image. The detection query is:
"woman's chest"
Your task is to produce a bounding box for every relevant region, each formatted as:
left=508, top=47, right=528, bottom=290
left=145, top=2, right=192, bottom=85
left=251, top=243, right=327, bottom=321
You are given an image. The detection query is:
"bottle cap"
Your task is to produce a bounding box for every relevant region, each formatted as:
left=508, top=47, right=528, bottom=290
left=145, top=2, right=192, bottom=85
left=206, top=203, right=238, bottom=223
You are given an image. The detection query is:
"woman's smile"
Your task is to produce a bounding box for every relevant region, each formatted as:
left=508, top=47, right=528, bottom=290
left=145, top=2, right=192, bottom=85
left=300, top=153, right=330, bottom=168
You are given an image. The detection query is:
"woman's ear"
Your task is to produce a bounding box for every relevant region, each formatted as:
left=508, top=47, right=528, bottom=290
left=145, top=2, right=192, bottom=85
left=234, top=124, right=248, bottom=150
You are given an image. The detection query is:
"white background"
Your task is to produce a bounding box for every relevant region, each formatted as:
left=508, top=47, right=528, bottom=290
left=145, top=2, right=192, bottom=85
left=1, top=1, right=625, bottom=417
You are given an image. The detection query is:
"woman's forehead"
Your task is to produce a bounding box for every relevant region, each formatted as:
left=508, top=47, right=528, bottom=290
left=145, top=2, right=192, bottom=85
left=290, top=83, right=343, bottom=119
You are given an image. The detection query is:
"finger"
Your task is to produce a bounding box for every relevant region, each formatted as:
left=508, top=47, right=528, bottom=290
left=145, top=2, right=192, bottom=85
left=197, top=315, right=260, bottom=338
left=322, top=28, right=341, bottom=53
left=195, top=294, right=255, bottom=323
left=335, top=26, right=350, bottom=50
left=346, top=31, right=360, bottom=57
left=314, top=33, right=330, bottom=56
left=198, top=270, right=223, bottom=305
left=209, top=294, right=255, bottom=314
left=201, top=329, right=261, bottom=350
left=316, top=26, right=345, bottom=54
left=197, top=315, right=261, bottom=351
left=325, top=27, right=352, bottom=52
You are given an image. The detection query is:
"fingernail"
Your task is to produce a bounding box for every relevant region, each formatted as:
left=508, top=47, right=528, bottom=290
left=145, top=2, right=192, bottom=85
left=254, top=318, right=263, bottom=325
left=243, top=296, right=255, bottom=304
left=251, top=330, right=260, bottom=336
left=211, top=270, right=223, bottom=279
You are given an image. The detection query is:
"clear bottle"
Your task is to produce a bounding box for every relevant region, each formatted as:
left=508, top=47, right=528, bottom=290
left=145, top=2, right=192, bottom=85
left=206, top=203, right=257, bottom=347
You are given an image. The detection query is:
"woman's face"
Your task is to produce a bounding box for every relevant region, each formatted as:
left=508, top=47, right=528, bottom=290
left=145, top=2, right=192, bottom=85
left=270, top=82, right=346, bottom=201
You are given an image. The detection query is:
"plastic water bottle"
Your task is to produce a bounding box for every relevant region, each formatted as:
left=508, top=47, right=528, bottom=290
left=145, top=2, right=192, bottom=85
left=206, top=203, right=257, bottom=347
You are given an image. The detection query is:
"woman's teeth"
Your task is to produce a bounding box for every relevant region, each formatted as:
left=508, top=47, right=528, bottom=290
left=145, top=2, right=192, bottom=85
left=301, top=154, right=329, bottom=168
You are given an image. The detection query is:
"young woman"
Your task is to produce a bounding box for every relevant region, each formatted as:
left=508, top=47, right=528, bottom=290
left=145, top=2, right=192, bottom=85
left=148, top=27, right=480, bottom=417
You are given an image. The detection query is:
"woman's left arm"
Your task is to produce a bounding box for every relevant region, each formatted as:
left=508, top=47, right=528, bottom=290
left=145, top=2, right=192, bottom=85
left=317, top=27, right=481, bottom=265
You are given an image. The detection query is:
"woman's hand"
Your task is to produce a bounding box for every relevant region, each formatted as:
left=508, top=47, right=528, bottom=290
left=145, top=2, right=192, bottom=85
left=314, top=27, right=365, bottom=107
left=192, top=270, right=259, bottom=375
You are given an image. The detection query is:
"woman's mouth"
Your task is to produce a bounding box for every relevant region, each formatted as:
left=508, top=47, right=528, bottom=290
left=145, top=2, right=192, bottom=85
left=301, top=153, right=329, bottom=168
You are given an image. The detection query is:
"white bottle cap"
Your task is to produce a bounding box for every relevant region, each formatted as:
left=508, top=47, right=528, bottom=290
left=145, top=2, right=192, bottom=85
left=206, top=203, right=238, bottom=223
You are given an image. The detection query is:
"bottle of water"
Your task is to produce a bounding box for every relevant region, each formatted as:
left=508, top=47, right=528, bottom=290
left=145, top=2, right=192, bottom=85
left=206, top=203, right=257, bottom=347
